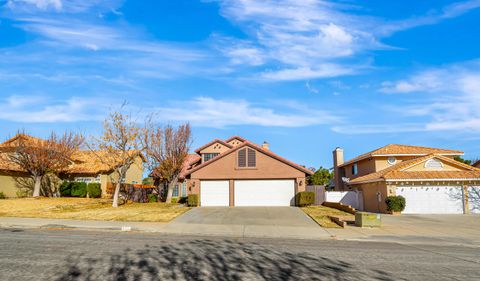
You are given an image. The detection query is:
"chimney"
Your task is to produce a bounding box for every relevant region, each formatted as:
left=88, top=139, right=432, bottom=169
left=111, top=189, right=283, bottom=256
left=262, top=141, right=269, bottom=150
left=333, top=147, right=345, bottom=191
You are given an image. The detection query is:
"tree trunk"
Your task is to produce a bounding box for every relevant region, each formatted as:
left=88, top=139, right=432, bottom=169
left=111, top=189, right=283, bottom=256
left=165, top=178, right=178, bottom=203
left=32, top=175, right=42, bottom=197
left=112, top=181, right=121, bottom=208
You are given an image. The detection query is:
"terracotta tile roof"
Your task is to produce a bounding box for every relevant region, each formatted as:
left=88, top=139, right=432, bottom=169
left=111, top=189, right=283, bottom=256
left=340, top=144, right=463, bottom=167
left=184, top=141, right=313, bottom=176
left=225, top=136, right=246, bottom=143
left=0, top=134, right=48, bottom=151
left=194, top=139, right=233, bottom=153
left=349, top=154, right=480, bottom=184
left=0, top=149, right=142, bottom=175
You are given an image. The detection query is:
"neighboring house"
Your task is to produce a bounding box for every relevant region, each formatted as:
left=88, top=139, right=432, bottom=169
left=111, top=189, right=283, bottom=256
left=0, top=134, right=143, bottom=197
left=159, top=136, right=313, bottom=206
left=333, top=144, right=480, bottom=214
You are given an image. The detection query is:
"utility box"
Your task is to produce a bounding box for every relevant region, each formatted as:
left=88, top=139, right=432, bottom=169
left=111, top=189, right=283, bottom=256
left=355, top=212, right=381, bottom=227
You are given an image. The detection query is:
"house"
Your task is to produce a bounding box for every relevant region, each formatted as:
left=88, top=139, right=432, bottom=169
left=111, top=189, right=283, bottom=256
left=333, top=144, right=480, bottom=214
left=162, top=136, right=313, bottom=206
left=0, top=134, right=143, bottom=197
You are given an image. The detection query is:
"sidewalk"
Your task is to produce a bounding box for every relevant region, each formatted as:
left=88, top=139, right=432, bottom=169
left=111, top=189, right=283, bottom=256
left=0, top=217, right=331, bottom=240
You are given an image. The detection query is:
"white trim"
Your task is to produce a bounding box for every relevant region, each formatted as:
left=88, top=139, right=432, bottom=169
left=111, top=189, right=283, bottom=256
left=339, top=152, right=463, bottom=167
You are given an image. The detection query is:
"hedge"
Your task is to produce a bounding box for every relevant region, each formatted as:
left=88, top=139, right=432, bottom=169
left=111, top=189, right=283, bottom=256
left=187, top=194, right=199, bottom=207
left=71, top=182, right=87, bottom=198
left=385, top=196, right=406, bottom=212
left=296, top=191, right=315, bottom=207
left=148, top=194, right=158, bottom=203
left=0, top=192, right=6, bottom=199
left=87, top=183, right=102, bottom=198
left=59, top=181, right=72, bottom=197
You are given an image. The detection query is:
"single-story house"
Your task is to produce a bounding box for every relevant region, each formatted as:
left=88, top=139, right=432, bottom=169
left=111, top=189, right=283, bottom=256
left=333, top=144, right=480, bottom=214
left=160, top=136, right=313, bottom=206
left=0, top=134, right=143, bottom=197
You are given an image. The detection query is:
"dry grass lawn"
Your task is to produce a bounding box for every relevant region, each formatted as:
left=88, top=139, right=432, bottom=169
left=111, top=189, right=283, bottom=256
left=302, top=205, right=354, bottom=228
left=0, top=198, right=190, bottom=222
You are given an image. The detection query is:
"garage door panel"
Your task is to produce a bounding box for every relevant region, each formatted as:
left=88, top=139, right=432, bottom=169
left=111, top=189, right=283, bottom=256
left=201, top=180, right=229, bottom=207
left=469, top=186, right=480, bottom=214
left=234, top=180, right=295, bottom=206
left=396, top=186, right=464, bottom=214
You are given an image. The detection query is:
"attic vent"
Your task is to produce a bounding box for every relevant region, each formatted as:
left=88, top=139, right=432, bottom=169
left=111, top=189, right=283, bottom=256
left=238, top=149, right=246, bottom=167
left=237, top=148, right=256, bottom=168
left=425, top=159, right=443, bottom=169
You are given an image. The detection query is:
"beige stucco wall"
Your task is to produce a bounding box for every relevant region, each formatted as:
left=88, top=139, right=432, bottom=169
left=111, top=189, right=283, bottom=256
left=405, top=160, right=460, bottom=171
left=354, top=181, right=390, bottom=213
left=0, top=173, right=19, bottom=198
left=227, top=138, right=243, bottom=146
left=343, top=158, right=376, bottom=179
left=199, top=142, right=231, bottom=155
left=189, top=147, right=307, bottom=206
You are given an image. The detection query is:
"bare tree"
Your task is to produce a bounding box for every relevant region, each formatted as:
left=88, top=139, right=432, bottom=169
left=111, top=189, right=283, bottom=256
left=2, top=132, right=83, bottom=197
left=90, top=111, right=144, bottom=207
left=144, top=123, right=191, bottom=203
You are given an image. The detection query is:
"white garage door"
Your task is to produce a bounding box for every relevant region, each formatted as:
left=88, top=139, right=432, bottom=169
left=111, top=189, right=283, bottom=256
left=200, top=180, right=229, bottom=206
left=469, top=186, right=480, bottom=214
left=396, top=186, right=464, bottom=214
left=234, top=180, right=295, bottom=206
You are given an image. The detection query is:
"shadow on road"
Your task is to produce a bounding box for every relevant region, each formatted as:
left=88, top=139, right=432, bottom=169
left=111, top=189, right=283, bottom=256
left=55, top=239, right=394, bottom=281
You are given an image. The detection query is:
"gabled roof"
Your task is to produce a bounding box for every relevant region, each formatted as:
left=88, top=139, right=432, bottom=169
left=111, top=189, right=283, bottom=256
left=194, top=139, right=233, bottom=154
left=0, top=134, right=48, bottom=150
left=185, top=141, right=313, bottom=176
left=349, top=154, right=480, bottom=184
left=340, top=144, right=463, bottom=167
left=225, top=136, right=246, bottom=143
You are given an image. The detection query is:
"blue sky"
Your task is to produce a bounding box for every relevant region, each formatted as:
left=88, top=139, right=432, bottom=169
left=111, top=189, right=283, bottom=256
left=1, top=0, right=480, bottom=169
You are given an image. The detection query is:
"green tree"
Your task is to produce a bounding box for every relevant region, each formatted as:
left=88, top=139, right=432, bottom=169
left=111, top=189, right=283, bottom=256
left=307, top=166, right=333, bottom=186
left=454, top=156, right=472, bottom=165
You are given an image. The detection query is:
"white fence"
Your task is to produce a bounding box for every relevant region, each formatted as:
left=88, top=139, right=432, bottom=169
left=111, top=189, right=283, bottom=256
left=305, top=186, right=364, bottom=210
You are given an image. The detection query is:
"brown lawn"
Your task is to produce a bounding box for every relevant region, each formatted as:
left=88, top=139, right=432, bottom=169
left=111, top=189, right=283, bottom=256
left=301, top=205, right=354, bottom=228
left=0, top=198, right=190, bottom=222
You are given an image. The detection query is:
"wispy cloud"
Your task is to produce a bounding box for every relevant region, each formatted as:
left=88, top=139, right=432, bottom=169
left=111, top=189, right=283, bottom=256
left=153, top=97, right=339, bottom=128
left=213, top=0, right=480, bottom=81
left=0, top=95, right=106, bottom=123
left=335, top=59, right=480, bottom=134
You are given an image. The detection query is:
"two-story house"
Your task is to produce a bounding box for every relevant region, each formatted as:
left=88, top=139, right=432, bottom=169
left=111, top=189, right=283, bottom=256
left=333, top=144, right=480, bottom=214
left=158, top=136, right=313, bottom=206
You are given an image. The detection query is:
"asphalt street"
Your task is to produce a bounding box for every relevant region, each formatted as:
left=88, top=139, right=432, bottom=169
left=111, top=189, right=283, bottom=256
left=0, top=228, right=478, bottom=281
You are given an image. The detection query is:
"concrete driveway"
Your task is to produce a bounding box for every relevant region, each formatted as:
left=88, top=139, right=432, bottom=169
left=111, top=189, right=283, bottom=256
left=328, top=214, right=480, bottom=246
left=163, top=207, right=329, bottom=239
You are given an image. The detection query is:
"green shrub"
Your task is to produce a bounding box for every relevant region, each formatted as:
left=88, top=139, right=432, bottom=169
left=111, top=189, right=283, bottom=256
left=148, top=194, right=158, bottom=203
left=385, top=196, right=406, bottom=212
left=0, top=192, right=6, bottom=199
left=296, top=191, right=315, bottom=207
left=59, top=181, right=72, bottom=197
left=187, top=194, right=199, bottom=207
left=171, top=197, right=178, bottom=204
left=87, top=183, right=102, bottom=198
left=178, top=196, right=188, bottom=204
left=71, top=182, right=87, bottom=198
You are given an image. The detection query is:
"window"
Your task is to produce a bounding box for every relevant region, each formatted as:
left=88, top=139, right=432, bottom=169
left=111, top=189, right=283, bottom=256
left=203, top=153, right=219, bottom=162
left=238, top=148, right=256, bottom=168
left=352, top=163, right=358, bottom=175
left=425, top=159, right=443, bottom=168
left=182, top=182, right=187, bottom=197
left=387, top=157, right=397, bottom=165
left=173, top=184, right=179, bottom=197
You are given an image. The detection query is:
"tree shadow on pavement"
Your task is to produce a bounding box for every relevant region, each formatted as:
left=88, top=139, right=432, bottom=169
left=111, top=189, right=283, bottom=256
left=55, top=238, right=395, bottom=281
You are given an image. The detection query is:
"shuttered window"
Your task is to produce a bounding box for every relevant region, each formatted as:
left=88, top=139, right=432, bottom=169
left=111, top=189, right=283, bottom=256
left=247, top=148, right=256, bottom=167
left=238, top=148, right=256, bottom=168
left=238, top=148, right=246, bottom=167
